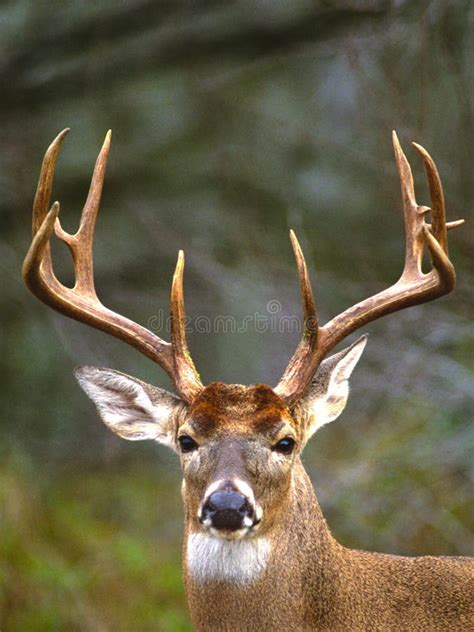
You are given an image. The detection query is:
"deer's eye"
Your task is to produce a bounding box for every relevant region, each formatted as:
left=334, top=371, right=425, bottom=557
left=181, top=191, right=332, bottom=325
left=178, top=435, right=198, bottom=453
left=273, top=437, right=296, bottom=455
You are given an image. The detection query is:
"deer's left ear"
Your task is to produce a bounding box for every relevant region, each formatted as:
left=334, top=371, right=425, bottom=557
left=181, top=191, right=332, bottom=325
left=300, top=335, right=367, bottom=440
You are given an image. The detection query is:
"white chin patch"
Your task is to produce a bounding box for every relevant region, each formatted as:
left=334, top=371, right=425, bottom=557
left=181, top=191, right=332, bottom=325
left=187, top=532, right=271, bottom=585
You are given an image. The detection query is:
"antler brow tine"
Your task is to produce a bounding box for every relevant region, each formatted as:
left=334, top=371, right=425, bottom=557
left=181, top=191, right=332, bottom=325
left=170, top=250, right=203, bottom=400
left=273, top=231, right=320, bottom=399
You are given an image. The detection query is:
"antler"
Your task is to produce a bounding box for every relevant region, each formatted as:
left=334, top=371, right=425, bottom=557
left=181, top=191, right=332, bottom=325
left=22, top=129, right=203, bottom=402
left=275, top=131, right=464, bottom=404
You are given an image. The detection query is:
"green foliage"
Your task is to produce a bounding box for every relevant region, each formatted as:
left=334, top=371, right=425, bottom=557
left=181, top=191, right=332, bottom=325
left=0, top=456, right=192, bottom=631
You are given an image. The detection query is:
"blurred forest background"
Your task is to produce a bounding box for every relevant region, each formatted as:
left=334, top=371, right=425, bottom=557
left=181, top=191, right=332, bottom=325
left=0, top=1, right=473, bottom=630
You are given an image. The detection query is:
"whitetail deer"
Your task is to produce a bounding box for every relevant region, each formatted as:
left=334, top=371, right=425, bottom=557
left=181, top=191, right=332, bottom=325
left=23, top=129, right=473, bottom=631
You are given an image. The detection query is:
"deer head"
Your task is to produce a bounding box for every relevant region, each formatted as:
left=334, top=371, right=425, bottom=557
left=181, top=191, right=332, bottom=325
left=23, top=129, right=463, bottom=544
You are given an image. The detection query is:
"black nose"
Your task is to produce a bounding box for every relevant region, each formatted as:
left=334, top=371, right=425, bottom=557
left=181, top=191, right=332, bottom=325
left=202, top=490, right=253, bottom=531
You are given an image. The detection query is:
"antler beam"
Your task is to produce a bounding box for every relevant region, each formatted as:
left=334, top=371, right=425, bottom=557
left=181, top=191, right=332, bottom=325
left=275, top=131, right=464, bottom=403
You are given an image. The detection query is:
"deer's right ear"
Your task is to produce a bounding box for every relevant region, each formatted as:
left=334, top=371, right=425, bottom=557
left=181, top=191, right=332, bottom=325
left=74, top=367, right=186, bottom=449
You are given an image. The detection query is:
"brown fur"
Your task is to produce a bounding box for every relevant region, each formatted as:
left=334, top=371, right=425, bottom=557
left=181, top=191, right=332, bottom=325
left=184, top=461, right=474, bottom=632
left=180, top=383, right=474, bottom=632
left=189, top=383, right=292, bottom=435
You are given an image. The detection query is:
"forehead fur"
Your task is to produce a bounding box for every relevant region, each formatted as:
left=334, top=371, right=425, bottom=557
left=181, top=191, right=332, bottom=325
left=188, top=382, right=291, bottom=435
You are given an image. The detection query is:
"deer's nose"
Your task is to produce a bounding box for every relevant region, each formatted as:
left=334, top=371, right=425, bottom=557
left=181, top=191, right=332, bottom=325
left=202, top=490, right=253, bottom=531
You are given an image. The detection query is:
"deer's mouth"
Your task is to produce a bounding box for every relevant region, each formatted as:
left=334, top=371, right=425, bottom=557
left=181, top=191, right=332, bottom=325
left=205, top=517, right=262, bottom=541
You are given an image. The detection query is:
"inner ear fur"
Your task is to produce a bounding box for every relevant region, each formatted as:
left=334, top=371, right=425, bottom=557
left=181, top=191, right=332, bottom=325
left=297, top=335, right=368, bottom=440
left=74, top=366, right=187, bottom=447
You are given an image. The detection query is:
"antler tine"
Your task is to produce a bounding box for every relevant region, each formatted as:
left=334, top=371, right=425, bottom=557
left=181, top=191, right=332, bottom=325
left=289, top=230, right=318, bottom=332
left=274, top=231, right=320, bottom=399
left=171, top=251, right=203, bottom=400
left=23, top=130, right=203, bottom=403
left=26, top=129, right=70, bottom=290
left=274, top=132, right=464, bottom=404
left=23, top=202, right=63, bottom=301
left=54, top=130, right=112, bottom=297
left=32, top=129, right=70, bottom=233
left=412, top=141, right=448, bottom=253
left=392, top=130, right=424, bottom=279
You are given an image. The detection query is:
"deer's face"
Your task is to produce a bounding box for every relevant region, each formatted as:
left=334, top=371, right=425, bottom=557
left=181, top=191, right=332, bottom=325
left=76, top=337, right=366, bottom=540
left=178, top=383, right=299, bottom=540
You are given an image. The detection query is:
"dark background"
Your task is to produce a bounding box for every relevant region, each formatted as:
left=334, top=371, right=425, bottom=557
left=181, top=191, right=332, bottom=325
left=1, top=2, right=473, bottom=630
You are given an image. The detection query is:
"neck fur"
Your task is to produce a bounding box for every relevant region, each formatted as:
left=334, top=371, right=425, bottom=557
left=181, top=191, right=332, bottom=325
left=186, top=533, right=272, bottom=584
left=185, top=460, right=336, bottom=587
